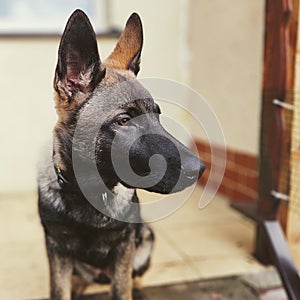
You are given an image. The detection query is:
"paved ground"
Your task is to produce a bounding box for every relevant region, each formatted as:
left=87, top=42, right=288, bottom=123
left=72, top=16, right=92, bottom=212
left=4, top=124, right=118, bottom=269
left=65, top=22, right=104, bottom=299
left=79, top=278, right=259, bottom=300
left=74, top=268, right=287, bottom=300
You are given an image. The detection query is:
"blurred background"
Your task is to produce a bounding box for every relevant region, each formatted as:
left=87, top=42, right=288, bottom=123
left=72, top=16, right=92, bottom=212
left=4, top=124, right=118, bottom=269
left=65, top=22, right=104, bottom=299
left=3, top=0, right=300, bottom=299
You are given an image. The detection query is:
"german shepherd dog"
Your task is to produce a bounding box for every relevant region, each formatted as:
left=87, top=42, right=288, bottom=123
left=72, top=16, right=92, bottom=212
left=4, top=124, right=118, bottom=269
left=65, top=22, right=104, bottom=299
left=38, top=9, right=205, bottom=300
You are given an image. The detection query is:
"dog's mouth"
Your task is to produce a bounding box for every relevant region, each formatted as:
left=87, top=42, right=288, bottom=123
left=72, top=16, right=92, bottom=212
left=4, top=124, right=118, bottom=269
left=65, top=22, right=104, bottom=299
left=119, top=161, right=205, bottom=194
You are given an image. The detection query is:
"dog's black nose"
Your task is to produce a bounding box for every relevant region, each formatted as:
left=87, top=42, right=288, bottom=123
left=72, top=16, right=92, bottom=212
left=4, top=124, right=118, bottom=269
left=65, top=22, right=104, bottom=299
left=166, top=157, right=205, bottom=193
left=182, top=159, right=206, bottom=182
left=198, top=161, right=206, bottom=178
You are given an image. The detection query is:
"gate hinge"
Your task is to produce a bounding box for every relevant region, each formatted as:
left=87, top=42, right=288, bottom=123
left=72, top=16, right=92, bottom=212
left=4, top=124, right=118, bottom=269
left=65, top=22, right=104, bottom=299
left=273, top=99, right=294, bottom=110
left=270, top=190, right=289, bottom=201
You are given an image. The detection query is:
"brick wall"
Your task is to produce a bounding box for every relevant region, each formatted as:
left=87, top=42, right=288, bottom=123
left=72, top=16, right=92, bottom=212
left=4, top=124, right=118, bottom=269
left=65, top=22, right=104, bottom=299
left=196, top=140, right=258, bottom=202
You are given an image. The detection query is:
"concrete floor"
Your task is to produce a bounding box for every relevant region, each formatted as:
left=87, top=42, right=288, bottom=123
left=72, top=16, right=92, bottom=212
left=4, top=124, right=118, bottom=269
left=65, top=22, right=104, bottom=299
left=0, top=186, right=283, bottom=299
left=48, top=267, right=285, bottom=300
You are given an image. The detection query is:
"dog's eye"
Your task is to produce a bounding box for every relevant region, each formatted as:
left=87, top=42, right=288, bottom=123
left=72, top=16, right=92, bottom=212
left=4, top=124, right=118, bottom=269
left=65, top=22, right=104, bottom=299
left=117, top=117, right=130, bottom=126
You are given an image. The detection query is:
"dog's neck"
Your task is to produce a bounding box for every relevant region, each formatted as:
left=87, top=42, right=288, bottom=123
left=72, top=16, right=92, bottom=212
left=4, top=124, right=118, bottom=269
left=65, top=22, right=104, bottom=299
left=52, top=148, right=140, bottom=221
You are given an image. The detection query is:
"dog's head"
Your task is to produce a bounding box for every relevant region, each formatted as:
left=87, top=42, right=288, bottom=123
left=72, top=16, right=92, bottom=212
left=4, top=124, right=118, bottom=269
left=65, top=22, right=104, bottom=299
left=54, top=10, right=205, bottom=194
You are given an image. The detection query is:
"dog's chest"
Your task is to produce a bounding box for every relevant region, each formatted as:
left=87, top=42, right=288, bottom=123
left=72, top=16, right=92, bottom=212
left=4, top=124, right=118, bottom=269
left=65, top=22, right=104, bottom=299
left=47, top=221, right=129, bottom=267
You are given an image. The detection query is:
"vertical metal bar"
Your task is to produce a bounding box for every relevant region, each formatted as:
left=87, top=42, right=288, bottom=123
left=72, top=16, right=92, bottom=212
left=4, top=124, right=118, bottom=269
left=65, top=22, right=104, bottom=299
left=263, top=220, right=300, bottom=300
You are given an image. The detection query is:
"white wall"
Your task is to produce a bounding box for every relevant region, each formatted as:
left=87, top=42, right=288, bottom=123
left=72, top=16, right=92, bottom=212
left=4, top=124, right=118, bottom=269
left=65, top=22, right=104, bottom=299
left=0, top=39, right=56, bottom=193
left=111, top=0, right=187, bottom=82
left=188, top=0, right=264, bottom=153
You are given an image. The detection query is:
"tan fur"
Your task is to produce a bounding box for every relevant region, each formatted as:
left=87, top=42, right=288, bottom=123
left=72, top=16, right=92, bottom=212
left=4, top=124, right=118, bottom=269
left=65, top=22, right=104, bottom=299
left=54, top=83, right=88, bottom=123
left=110, top=231, right=135, bottom=300
left=47, top=243, right=73, bottom=300
left=71, top=275, right=89, bottom=297
left=105, top=14, right=142, bottom=71
left=133, top=277, right=142, bottom=290
left=54, top=67, right=135, bottom=122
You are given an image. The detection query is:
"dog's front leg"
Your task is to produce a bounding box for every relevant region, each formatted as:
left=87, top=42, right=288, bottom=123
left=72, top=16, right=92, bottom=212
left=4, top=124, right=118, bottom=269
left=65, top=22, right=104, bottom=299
left=46, top=237, right=73, bottom=300
left=110, top=232, right=135, bottom=300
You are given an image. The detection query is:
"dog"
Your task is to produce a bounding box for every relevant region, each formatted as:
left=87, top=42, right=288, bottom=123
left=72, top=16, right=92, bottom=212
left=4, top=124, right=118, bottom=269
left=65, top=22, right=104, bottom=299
left=38, top=9, right=205, bottom=300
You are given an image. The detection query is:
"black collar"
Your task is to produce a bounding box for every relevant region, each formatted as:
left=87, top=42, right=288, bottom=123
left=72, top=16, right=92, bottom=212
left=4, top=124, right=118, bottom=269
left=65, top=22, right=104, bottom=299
left=54, top=164, right=69, bottom=186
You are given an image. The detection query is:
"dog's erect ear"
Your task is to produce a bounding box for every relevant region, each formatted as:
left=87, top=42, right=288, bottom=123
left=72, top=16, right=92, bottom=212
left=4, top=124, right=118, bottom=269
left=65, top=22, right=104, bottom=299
left=54, top=9, right=105, bottom=100
left=105, top=13, right=143, bottom=75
